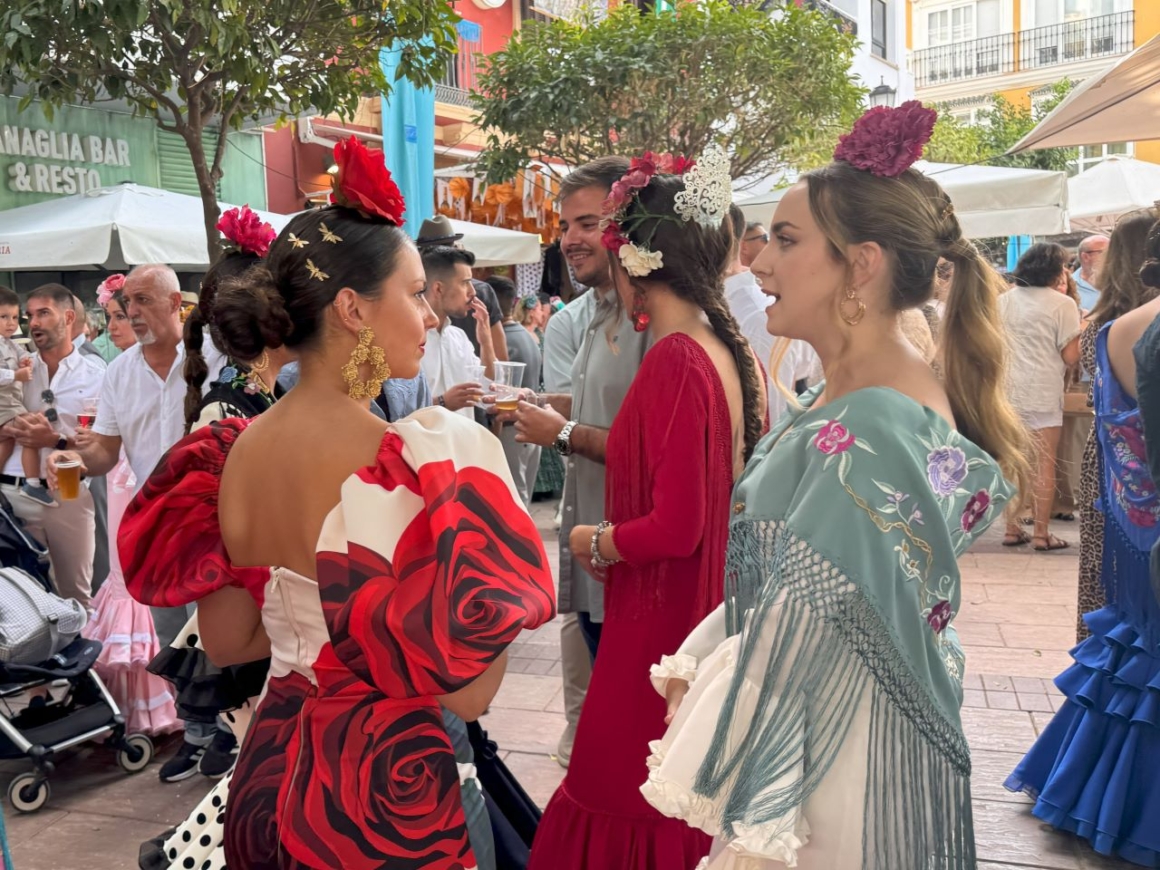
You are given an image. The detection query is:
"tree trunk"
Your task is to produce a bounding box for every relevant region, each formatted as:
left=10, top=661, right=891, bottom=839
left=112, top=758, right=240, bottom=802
left=180, top=120, right=224, bottom=266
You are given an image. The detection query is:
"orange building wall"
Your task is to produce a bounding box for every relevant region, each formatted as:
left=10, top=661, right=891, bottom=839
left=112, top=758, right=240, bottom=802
left=1134, top=0, right=1160, bottom=48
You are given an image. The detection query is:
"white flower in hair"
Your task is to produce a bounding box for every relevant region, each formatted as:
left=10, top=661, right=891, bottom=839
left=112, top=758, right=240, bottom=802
left=619, top=242, right=664, bottom=277
left=674, top=145, right=732, bottom=229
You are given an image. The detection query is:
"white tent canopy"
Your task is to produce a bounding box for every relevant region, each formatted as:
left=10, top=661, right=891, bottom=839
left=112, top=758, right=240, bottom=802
left=1067, top=156, right=1160, bottom=232
left=263, top=213, right=541, bottom=267
left=735, top=161, right=1070, bottom=238
left=0, top=183, right=542, bottom=272
left=0, top=183, right=289, bottom=272
left=1012, top=34, right=1160, bottom=152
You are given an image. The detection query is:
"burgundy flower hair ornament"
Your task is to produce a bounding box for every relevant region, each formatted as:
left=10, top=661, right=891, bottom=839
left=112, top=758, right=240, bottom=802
left=216, top=206, right=277, bottom=258
left=329, top=137, right=406, bottom=226
left=833, top=100, right=938, bottom=178
left=96, top=274, right=125, bottom=307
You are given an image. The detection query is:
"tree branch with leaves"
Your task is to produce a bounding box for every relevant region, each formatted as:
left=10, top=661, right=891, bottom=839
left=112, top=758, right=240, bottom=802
left=0, top=0, right=459, bottom=258
left=471, top=0, right=864, bottom=183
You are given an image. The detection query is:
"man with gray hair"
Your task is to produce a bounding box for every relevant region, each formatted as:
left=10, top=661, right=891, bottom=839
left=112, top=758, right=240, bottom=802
left=1074, top=234, right=1110, bottom=312
left=53, top=263, right=232, bottom=783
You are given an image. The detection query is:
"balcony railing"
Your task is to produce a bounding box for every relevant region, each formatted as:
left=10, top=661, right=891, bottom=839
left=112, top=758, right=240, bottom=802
left=913, top=11, right=1133, bottom=87
left=798, top=0, right=858, bottom=36
left=1020, top=10, right=1134, bottom=70
left=435, top=21, right=482, bottom=107
left=912, top=34, right=1015, bottom=87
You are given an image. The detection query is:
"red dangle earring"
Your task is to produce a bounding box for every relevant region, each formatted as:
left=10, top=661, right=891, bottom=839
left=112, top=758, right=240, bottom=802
left=631, top=287, right=650, bottom=332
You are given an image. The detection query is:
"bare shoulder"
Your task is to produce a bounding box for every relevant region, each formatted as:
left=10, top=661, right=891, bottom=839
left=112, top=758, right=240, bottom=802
left=881, top=359, right=955, bottom=429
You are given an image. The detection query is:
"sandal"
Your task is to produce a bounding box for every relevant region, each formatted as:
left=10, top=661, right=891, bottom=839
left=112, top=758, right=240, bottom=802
left=1003, top=530, right=1031, bottom=547
left=1033, top=534, right=1070, bottom=552
left=1052, top=512, right=1075, bottom=522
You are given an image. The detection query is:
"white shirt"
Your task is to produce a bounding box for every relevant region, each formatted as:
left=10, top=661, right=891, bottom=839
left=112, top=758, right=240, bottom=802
left=722, top=271, right=820, bottom=424
left=421, top=323, right=480, bottom=420
left=4, top=347, right=105, bottom=477
left=998, top=286, right=1082, bottom=417
left=93, top=342, right=187, bottom=491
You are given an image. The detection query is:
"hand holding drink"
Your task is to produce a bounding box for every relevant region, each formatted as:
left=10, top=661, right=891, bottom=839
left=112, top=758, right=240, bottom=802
left=47, top=451, right=86, bottom=501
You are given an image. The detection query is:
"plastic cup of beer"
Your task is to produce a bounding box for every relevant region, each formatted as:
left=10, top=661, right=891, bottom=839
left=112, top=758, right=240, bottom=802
left=467, top=364, right=487, bottom=407
left=56, top=459, right=82, bottom=501
left=492, top=361, right=527, bottom=412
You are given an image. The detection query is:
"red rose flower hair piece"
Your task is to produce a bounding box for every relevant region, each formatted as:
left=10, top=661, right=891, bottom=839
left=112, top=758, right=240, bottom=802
left=833, top=100, right=938, bottom=178
left=330, top=138, right=406, bottom=226
left=216, top=206, right=276, bottom=258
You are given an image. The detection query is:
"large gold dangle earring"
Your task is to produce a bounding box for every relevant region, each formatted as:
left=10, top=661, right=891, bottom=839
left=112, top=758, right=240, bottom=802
left=341, top=327, right=391, bottom=400
left=839, top=283, right=866, bottom=326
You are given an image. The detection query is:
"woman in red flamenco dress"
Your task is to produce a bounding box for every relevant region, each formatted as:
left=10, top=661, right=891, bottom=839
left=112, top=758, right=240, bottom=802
left=529, top=154, right=766, bottom=870
left=113, top=142, right=556, bottom=870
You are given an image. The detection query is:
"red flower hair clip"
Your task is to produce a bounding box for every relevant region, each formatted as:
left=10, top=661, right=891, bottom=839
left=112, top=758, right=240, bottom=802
left=216, top=206, right=276, bottom=258
left=833, top=101, right=938, bottom=178
left=330, top=138, right=406, bottom=226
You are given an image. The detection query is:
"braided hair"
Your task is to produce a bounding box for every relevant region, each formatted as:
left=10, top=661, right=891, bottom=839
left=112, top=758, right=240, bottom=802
left=621, top=174, right=765, bottom=460
left=183, top=251, right=263, bottom=432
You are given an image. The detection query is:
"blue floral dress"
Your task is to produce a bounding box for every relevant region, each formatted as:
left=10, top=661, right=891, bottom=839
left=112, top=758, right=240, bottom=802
left=1006, top=323, right=1160, bottom=866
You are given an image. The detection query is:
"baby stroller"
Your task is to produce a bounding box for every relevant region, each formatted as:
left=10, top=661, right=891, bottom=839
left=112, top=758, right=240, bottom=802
left=0, top=495, right=155, bottom=813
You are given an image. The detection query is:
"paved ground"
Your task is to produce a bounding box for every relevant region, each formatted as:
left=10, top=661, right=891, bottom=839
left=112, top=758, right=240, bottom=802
left=0, top=505, right=1134, bottom=869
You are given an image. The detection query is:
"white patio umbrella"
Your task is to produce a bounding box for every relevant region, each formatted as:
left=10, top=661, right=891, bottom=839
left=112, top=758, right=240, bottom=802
left=735, top=161, right=1070, bottom=238
left=263, top=213, right=542, bottom=267
left=1067, top=156, right=1160, bottom=232
left=1011, top=33, right=1160, bottom=152
left=0, top=183, right=290, bottom=271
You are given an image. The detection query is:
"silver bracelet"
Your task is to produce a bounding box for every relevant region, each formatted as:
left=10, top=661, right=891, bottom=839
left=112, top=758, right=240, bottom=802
left=590, top=521, right=618, bottom=572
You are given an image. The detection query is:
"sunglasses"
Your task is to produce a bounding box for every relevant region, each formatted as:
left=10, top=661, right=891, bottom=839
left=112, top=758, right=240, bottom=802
left=40, top=389, right=58, bottom=425
left=744, top=233, right=770, bottom=244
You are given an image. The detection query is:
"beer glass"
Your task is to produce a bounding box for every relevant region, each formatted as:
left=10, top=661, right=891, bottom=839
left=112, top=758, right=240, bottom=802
left=492, top=361, right=526, bottom=412
left=56, top=459, right=82, bottom=501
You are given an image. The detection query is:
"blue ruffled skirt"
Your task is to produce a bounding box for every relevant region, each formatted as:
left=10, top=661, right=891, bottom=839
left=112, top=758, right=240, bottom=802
left=1005, top=607, right=1160, bottom=866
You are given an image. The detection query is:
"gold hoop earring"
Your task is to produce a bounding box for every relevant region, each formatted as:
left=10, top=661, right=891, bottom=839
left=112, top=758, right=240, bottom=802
left=840, top=284, right=866, bottom=326
left=341, top=326, right=391, bottom=400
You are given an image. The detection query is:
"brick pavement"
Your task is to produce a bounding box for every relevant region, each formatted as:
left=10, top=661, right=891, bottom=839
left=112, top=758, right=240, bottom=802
left=0, top=506, right=1137, bottom=869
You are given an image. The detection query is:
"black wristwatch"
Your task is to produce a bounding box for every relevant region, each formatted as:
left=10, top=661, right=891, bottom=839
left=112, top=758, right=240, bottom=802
left=55, top=436, right=67, bottom=451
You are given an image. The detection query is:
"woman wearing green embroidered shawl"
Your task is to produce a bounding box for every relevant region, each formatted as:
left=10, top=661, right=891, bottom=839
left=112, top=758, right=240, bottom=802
left=641, top=102, right=1029, bottom=870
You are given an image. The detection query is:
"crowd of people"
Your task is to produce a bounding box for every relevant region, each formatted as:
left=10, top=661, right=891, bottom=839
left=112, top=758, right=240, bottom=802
left=0, top=98, right=1154, bottom=870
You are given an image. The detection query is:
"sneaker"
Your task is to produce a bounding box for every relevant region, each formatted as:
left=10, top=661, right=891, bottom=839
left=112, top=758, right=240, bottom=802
left=159, top=740, right=205, bottom=783
left=198, top=730, right=238, bottom=779
left=19, top=483, right=56, bottom=508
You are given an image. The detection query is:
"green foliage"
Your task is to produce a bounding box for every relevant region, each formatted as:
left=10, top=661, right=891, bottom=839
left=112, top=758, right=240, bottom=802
left=471, top=0, right=864, bottom=183
left=926, top=79, right=1077, bottom=172
left=0, top=0, right=458, bottom=250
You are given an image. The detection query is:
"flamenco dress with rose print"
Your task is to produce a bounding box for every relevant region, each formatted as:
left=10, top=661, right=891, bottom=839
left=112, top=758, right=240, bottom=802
left=1006, top=325, right=1160, bottom=866
left=642, top=386, right=1014, bottom=869
left=120, top=408, right=556, bottom=870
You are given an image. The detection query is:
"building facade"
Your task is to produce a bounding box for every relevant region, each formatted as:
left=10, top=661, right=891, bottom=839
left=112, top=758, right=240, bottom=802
left=907, top=0, right=1160, bottom=169
left=807, top=0, right=916, bottom=105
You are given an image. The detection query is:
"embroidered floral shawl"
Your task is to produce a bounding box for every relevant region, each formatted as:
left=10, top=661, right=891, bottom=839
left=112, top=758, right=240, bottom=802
left=695, top=387, right=1014, bottom=869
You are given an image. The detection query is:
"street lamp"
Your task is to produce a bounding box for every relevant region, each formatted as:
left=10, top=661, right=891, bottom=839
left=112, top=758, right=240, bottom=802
left=868, top=77, right=897, bottom=108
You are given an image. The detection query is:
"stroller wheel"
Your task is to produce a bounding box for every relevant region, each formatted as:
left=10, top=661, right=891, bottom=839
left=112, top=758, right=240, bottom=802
left=117, top=733, right=154, bottom=773
left=8, top=772, right=50, bottom=813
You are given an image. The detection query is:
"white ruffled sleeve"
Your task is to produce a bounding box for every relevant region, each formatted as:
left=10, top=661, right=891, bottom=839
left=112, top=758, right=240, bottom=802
left=650, top=603, right=728, bottom=695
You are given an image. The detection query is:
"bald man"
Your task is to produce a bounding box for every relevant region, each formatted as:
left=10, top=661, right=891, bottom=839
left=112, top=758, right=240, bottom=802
left=1074, top=234, right=1110, bottom=312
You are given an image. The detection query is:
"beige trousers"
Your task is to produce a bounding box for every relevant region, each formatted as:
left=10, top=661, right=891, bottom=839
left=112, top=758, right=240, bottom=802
left=4, top=481, right=95, bottom=612
left=557, top=611, right=592, bottom=763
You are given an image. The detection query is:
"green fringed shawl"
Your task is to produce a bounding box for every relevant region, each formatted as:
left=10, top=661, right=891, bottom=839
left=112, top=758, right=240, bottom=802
left=695, top=387, right=1014, bottom=869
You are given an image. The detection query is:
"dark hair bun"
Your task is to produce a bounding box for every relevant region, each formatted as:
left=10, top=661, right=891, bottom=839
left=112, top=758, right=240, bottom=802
left=212, top=265, right=294, bottom=360
left=1141, top=258, right=1160, bottom=290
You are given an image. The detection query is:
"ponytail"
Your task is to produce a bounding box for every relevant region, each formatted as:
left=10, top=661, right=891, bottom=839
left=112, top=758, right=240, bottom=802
left=939, top=237, right=1030, bottom=496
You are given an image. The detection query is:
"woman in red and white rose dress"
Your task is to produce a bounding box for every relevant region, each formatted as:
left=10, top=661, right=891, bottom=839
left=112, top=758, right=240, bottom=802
left=116, top=140, right=555, bottom=870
